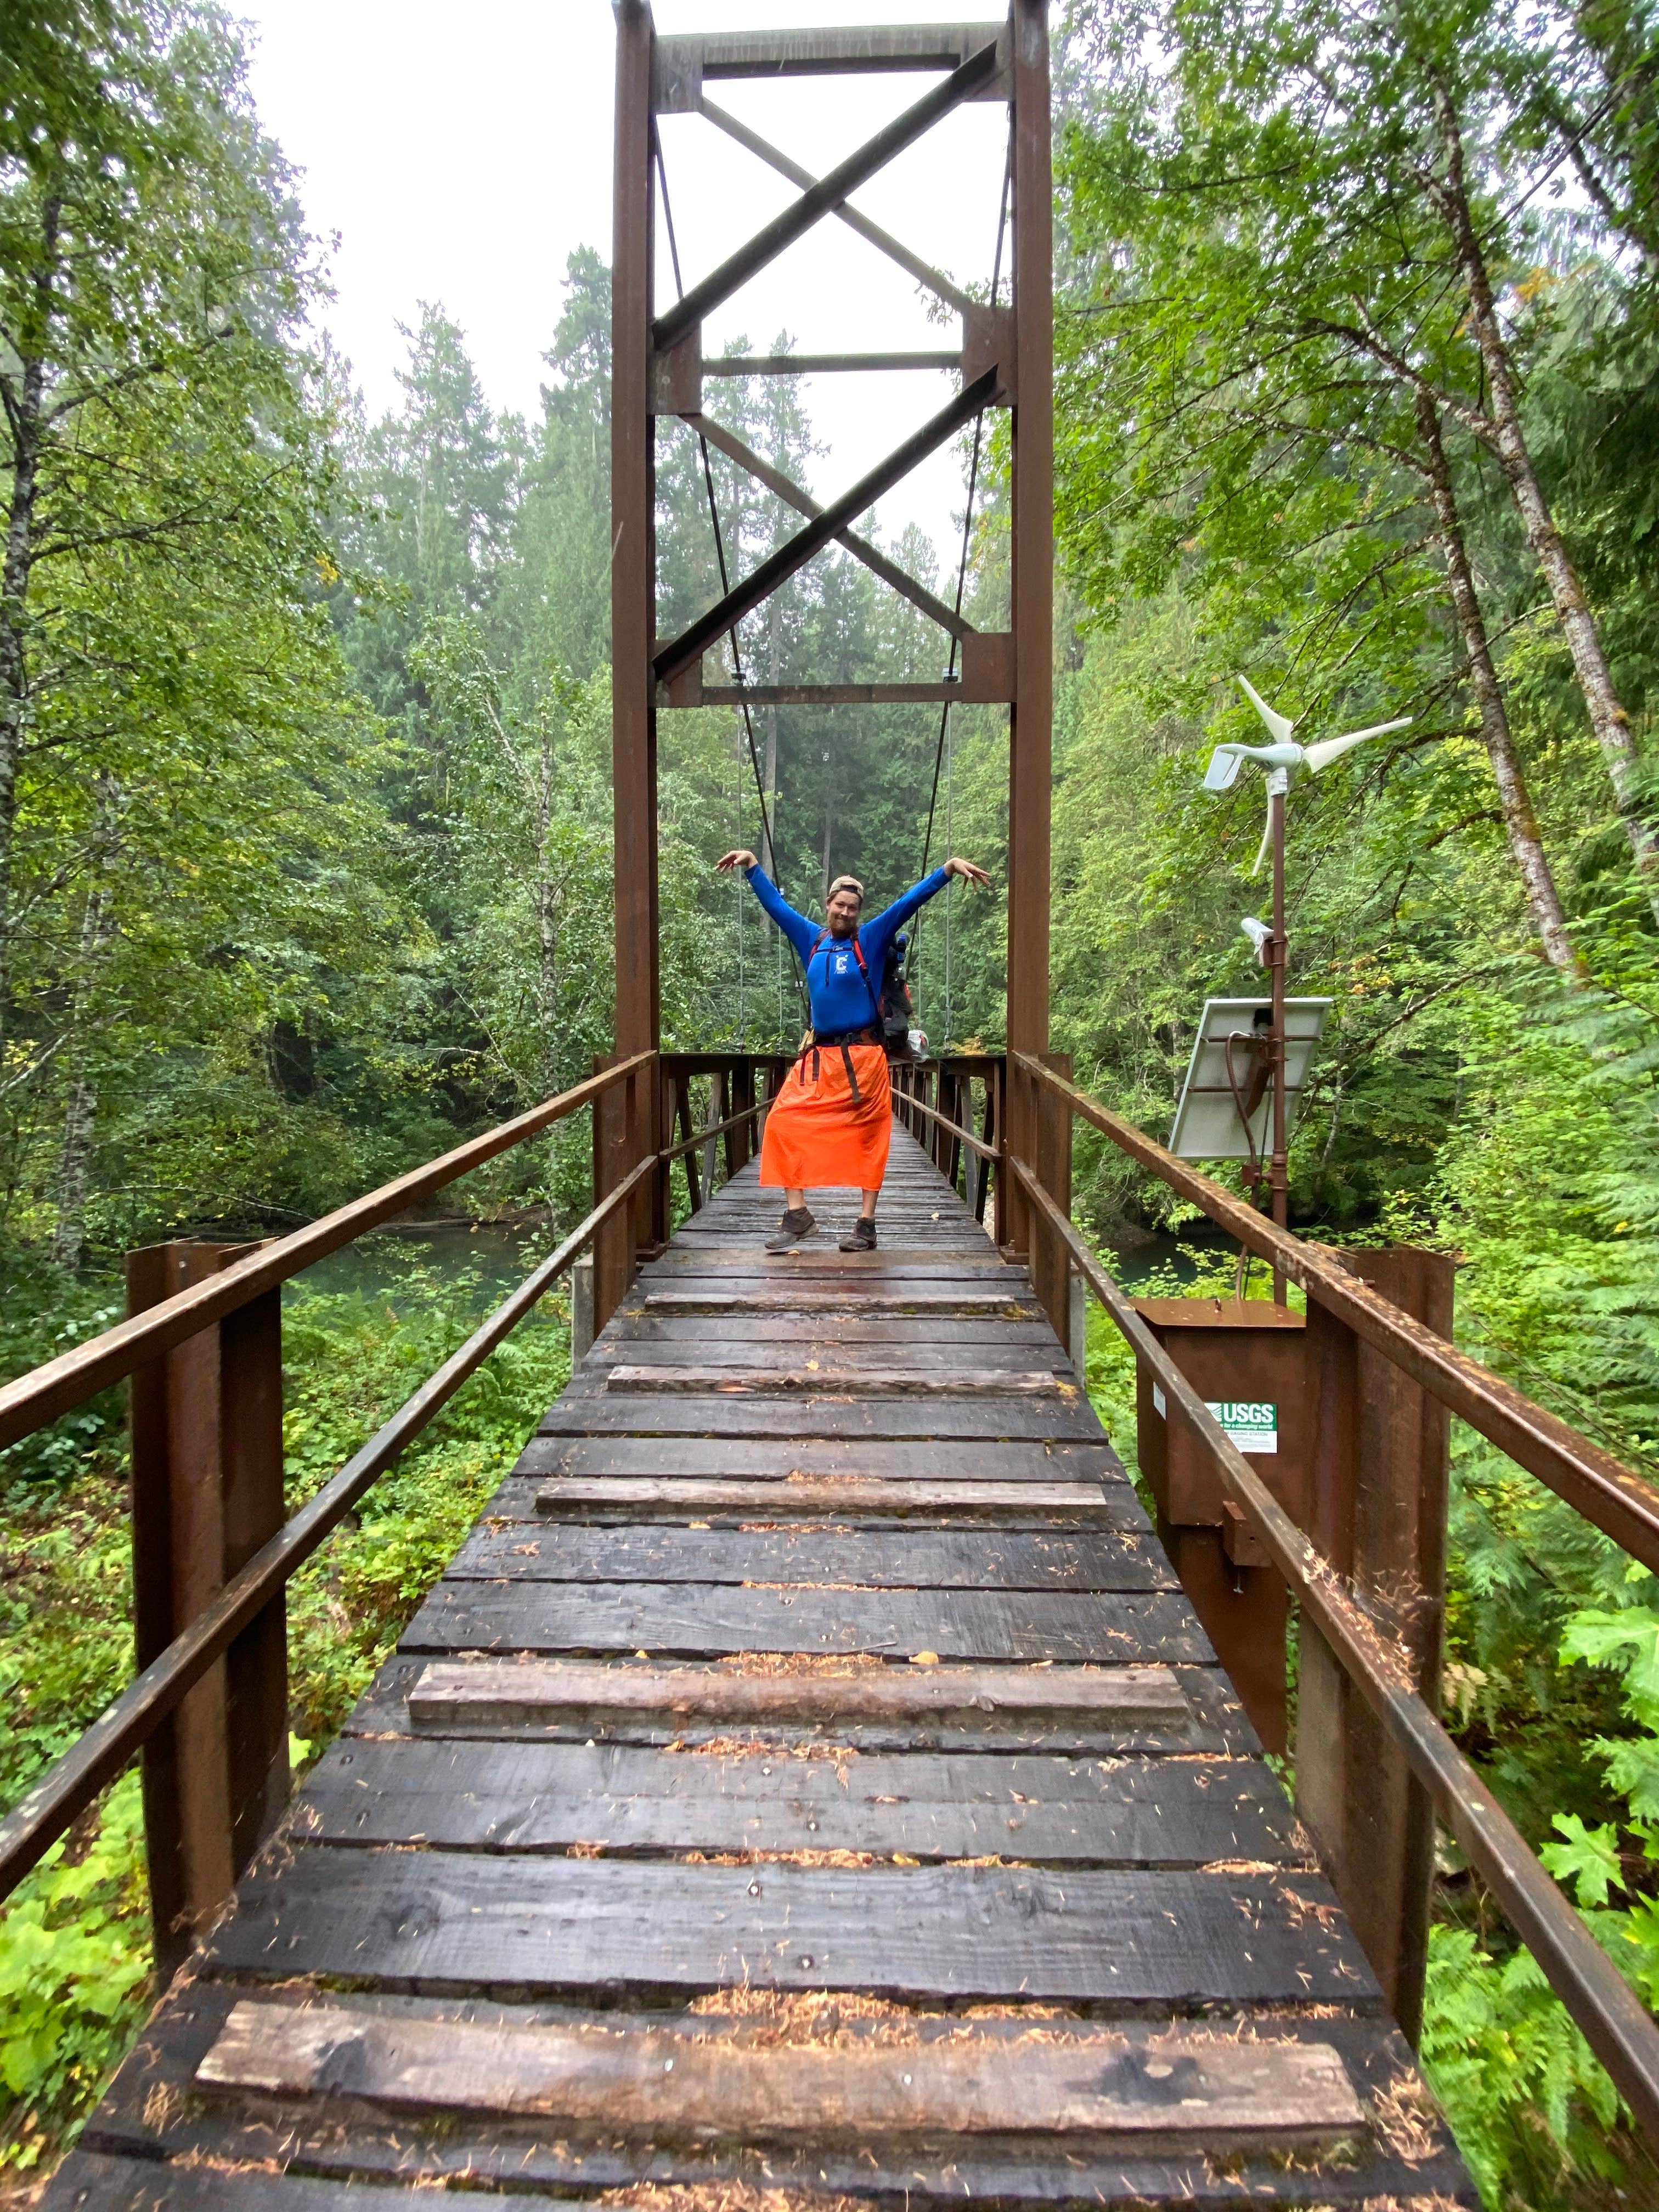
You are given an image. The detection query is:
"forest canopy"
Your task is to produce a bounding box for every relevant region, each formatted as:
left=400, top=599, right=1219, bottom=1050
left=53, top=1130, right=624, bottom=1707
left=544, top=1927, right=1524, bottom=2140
left=2, top=0, right=1659, bottom=2201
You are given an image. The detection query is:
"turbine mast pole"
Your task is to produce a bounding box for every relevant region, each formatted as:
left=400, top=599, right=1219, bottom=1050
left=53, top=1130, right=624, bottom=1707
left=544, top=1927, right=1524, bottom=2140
left=1267, top=767, right=1289, bottom=1304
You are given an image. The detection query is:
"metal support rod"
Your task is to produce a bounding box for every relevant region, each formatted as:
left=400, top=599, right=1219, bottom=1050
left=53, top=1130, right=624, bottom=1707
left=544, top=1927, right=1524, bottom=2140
left=654, top=371, right=997, bottom=689
left=656, top=44, right=998, bottom=352
left=667, top=25, right=1003, bottom=82
left=703, top=351, right=962, bottom=376
left=693, top=96, right=978, bottom=321
left=1004, top=0, right=1056, bottom=1316
left=611, top=1, right=662, bottom=1301
left=696, top=681, right=975, bottom=708
left=1268, top=773, right=1288, bottom=1304
left=686, top=412, right=974, bottom=639
left=613, top=0, right=660, bottom=1074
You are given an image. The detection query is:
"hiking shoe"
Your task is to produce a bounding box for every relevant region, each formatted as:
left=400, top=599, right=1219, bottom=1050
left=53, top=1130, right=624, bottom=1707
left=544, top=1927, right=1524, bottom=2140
left=839, top=1217, right=878, bottom=1251
left=765, top=1206, right=815, bottom=1254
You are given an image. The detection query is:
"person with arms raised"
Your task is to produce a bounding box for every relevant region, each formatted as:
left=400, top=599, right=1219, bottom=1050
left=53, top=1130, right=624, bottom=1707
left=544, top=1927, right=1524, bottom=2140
left=716, top=849, right=991, bottom=1251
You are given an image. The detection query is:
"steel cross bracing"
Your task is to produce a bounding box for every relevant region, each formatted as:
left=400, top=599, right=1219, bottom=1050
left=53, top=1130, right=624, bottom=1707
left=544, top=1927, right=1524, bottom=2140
left=642, top=29, right=1015, bottom=708
left=610, top=2, right=1059, bottom=1317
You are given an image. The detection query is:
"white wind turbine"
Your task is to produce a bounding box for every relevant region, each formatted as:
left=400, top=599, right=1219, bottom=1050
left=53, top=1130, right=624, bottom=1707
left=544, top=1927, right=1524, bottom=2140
left=1198, top=676, right=1411, bottom=1290
left=1204, top=676, right=1412, bottom=876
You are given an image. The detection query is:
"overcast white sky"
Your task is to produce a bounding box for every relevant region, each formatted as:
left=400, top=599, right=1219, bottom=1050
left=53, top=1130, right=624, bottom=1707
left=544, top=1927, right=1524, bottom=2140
left=239, top=1, right=1011, bottom=569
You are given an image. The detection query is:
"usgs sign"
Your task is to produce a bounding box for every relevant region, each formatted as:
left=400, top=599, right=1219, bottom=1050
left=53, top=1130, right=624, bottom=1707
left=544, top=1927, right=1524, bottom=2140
left=1153, top=1384, right=1279, bottom=1454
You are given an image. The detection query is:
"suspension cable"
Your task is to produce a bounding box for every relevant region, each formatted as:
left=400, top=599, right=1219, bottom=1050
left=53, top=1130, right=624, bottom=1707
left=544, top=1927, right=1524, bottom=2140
left=654, top=128, right=806, bottom=1032
left=909, top=123, right=1014, bottom=1012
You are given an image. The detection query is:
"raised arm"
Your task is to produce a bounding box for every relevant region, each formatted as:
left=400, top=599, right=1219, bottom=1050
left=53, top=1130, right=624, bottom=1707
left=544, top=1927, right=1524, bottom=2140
left=716, top=849, right=818, bottom=961
left=861, top=856, right=991, bottom=962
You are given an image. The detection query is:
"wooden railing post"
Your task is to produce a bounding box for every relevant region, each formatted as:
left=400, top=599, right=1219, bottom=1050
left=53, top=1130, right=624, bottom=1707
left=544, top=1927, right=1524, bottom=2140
left=1296, top=1245, right=1454, bottom=2045
left=962, top=1075, right=983, bottom=1216
left=730, top=1060, right=753, bottom=1174
left=591, top=1054, right=631, bottom=1335
left=939, top=1065, right=963, bottom=1192
left=672, top=1072, right=701, bottom=1215
left=127, top=1241, right=286, bottom=1976
left=641, top=1058, right=667, bottom=1256
left=704, top=1066, right=727, bottom=1195
left=1028, top=1051, right=1071, bottom=1340
left=990, top=1057, right=1007, bottom=1244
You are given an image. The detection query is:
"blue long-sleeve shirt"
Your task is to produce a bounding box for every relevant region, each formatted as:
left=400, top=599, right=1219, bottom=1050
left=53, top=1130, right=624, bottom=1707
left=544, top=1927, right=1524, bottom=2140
left=743, top=864, right=950, bottom=1037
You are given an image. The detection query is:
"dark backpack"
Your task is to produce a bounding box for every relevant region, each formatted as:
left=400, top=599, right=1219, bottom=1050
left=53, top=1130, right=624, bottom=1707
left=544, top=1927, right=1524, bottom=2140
left=806, top=927, right=916, bottom=1061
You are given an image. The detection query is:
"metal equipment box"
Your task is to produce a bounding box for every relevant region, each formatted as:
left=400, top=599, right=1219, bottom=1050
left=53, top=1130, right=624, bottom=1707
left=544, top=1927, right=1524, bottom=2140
left=1133, top=1297, right=1310, bottom=1531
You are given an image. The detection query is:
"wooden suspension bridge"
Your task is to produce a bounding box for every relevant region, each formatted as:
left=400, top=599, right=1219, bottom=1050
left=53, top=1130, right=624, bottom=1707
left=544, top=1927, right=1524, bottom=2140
left=5, top=9, right=1659, bottom=2208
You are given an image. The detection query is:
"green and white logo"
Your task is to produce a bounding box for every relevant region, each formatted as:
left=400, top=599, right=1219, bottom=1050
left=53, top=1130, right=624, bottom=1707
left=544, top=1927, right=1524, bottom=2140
left=1206, top=1399, right=1278, bottom=1453
left=1149, top=1385, right=1279, bottom=1454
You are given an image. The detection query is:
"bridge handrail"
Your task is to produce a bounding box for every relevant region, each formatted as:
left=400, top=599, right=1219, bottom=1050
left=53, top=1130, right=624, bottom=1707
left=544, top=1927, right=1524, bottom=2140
left=886, top=1080, right=998, bottom=1163
left=659, top=1097, right=764, bottom=1165
left=1013, top=1051, right=1659, bottom=1576
left=0, top=1154, right=654, bottom=1904
left=0, top=1045, right=787, bottom=1932
left=1007, top=1049, right=1659, bottom=2145
left=0, top=1052, right=656, bottom=1455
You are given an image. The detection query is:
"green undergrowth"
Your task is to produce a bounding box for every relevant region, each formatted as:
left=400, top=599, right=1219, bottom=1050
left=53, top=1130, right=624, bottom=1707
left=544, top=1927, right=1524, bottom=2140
left=1075, top=1199, right=1659, bottom=2211
left=0, top=1255, right=569, bottom=2173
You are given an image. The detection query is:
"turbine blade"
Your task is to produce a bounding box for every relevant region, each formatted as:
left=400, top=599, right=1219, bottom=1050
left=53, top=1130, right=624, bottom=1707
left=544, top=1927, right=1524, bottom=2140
left=1236, top=673, right=1295, bottom=744
left=1302, top=716, right=1413, bottom=771
left=1250, top=806, right=1272, bottom=879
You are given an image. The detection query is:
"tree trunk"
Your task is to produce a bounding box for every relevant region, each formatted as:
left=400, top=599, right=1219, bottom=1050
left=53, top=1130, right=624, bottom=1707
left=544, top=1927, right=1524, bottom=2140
left=0, top=197, right=60, bottom=1057
left=50, top=1070, right=99, bottom=1273
left=1414, top=390, right=1581, bottom=976
left=1430, top=80, right=1659, bottom=924
left=49, top=774, right=121, bottom=1273
left=536, top=730, right=558, bottom=1099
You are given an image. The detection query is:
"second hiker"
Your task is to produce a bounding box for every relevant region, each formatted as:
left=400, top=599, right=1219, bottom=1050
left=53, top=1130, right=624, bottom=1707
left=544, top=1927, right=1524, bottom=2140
left=714, top=848, right=991, bottom=1251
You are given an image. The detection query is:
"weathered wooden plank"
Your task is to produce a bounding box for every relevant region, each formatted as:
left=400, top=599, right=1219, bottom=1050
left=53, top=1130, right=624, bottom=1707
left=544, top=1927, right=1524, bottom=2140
left=538, top=1395, right=1106, bottom=1441
left=198, top=1997, right=1364, bottom=2150
left=638, top=1290, right=1041, bottom=1317
left=528, top=1476, right=1125, bottom=1522
left=75, top=1978, right=1478, bottom=2209
left=591, top=1337, right=1066, bottom=1370
left=200, top=1849, right=1381, bottom=2006
left=452, top=1523, right=1178, bottom=1589
left=399, top=1584, right=1213, bottom=1663
left=600, top=1363, right=1068, bottom=1397
left=520, top=1477, right=1132, bottom=1531
left=645, top=1258, right=1025, bottom=1280
left=294, top=1737, right=1302, bottom=1864
left=407, top=1658, right=1190, bottom=1736
left=44, top=2155, right=485, bottom=2211
left=514, top=1435, right=1130, bottom=1483
left=342, top=1654, right=1252, bottom=1756
left=612, top=1314, right=1059, bottom=1344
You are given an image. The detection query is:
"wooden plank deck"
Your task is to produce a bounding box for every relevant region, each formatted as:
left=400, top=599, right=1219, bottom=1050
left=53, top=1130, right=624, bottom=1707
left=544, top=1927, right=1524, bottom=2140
left=49, top=1132, right=1473, bottom=2209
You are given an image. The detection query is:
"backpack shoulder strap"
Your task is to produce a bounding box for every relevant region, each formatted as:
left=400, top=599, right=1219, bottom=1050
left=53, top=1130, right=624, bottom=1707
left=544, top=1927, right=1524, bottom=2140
left=849, top=932, right=882, bottom=1024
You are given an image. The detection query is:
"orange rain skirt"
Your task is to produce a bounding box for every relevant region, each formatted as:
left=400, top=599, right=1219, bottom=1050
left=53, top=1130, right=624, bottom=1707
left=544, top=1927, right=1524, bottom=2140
left=760, top=1042, right=892, bottom=1192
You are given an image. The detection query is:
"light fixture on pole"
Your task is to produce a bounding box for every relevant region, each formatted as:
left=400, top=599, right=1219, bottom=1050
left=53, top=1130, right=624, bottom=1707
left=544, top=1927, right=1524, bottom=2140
left=1201, top=676, right=1411, bottom=1299
left=1238, top=915, right=1272, bottom=965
